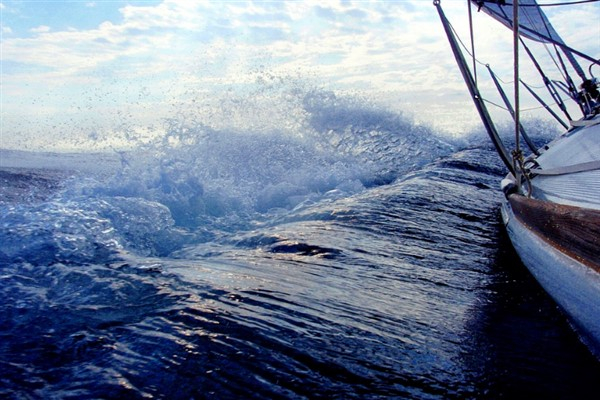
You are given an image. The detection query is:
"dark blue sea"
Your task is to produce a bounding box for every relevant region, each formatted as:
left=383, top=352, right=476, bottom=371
left=1, top=92, right=599, bottom=399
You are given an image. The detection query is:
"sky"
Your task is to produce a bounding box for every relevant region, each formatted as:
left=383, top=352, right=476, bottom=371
left=1, top=0, right=599, bottom=151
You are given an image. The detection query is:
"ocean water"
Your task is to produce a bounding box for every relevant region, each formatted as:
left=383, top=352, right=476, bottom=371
left=1, top=92, right=599, bottom=399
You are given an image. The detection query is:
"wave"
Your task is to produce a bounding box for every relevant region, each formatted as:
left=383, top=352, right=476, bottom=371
left=88, top=89, right=456, bottom=227
left=2, top=83, right=564, bottom=268
left=3, top=99, right=599, bottom=398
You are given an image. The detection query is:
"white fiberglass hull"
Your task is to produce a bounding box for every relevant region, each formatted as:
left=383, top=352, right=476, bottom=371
left=498, top=117, right=600, bottom=358
left=501, top=196, right=600, bottom=358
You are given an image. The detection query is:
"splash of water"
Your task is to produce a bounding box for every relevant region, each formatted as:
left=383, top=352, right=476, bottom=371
left=1, top=85, right=457, bottom=262
left=89, top=87, right=455, bottom=229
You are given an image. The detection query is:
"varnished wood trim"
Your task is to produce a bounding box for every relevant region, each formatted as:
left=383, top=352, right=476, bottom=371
left=508, top=194, right=600, bottom=273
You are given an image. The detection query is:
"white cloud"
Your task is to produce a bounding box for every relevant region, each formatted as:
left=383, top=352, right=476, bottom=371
left=30, top=25, right=51, bottom=33
left=1, top=0, right=598, bottom=150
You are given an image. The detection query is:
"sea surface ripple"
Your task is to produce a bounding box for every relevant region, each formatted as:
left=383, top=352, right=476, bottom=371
left=1, top=94, right=599, bottom=398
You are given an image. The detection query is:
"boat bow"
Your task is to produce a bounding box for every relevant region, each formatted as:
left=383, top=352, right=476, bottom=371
left=436, top=0, right=600, bottom=358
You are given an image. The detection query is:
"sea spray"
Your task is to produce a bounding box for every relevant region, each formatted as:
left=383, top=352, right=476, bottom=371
left=1, top=83, right=458, bottom=261
left=88, top=87, right=456, bottom=232
left=2, top=101, right=599, bottom=398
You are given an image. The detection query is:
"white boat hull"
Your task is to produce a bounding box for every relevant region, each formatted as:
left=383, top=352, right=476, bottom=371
left=501, top=198, right=600, bottom=358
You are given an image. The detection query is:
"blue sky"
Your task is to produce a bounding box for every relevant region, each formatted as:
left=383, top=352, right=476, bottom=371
left=1, top=0, right=599, bottom=150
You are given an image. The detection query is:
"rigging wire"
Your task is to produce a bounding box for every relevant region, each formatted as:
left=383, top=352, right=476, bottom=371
left=534, top=0, right=600, bottom=5
left=476, top=1, right=600, bottom=68
left=478, top=0, right=599, bottom=6
left=513, top=0, right=522, bottom=187
left=448, top=13, right=544, bottom=89
left=483, top=98, right=563, bottom=116
left=468, top=0, right=478, bottom=84
left=590, top=60, right=600, bottom=77
left=446, top=1, right=578, bottom=124
left=518, top=0, right=582, bottom=92
left=448, top=22, right=487, bottom=68
left=473, top=0, right=589, bottom=118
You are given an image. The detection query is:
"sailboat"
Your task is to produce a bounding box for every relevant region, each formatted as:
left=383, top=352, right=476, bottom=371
left=435, top=0, right=600, bottom=358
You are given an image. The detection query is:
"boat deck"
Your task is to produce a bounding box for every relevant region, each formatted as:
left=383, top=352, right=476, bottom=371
left=531, top=118, right=600, bottom=211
